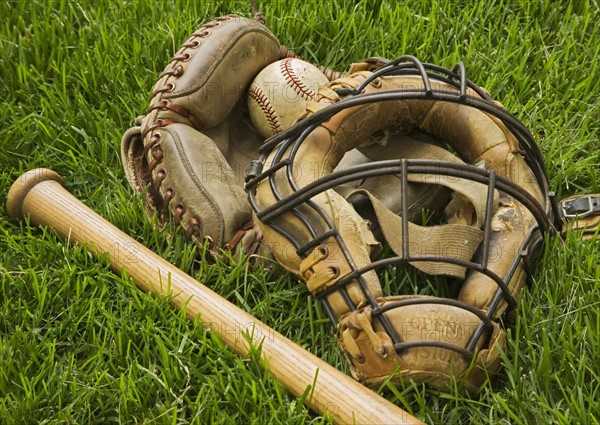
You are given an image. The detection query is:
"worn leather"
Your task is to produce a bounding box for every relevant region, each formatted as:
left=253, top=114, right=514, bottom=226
left=338, top=296, right=505, bottom=392
left=254, top=65, right=547, bottom=391
left=334, top=132, right=451, bottom=222
left=121, top=15, right=281, bottom=250
left=560, top=194, right=600, bottom=240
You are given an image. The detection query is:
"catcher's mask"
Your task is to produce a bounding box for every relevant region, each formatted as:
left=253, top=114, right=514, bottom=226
left=245, top=56, right=561, bottom=391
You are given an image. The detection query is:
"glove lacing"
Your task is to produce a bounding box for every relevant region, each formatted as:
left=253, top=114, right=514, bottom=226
left=300, top=246, right=387, bottom=361
left=340, top=312, right=387, bottom=362
left=299, top=245, right=340, bottom=293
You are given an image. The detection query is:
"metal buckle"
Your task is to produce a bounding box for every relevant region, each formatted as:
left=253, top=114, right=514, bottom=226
left=560, top=195, right=600, bottom=218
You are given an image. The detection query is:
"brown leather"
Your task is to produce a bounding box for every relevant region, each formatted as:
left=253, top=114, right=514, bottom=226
left=254, top=65, right=547, bottom=391
left=338, top=296, right=505, bottom=392
left=256, top=71, right=544, bottom=310
left=564, top=214, right=600, bottom=239
left=144, top=16, right=281, bottom=131
left=121, top=16, right=281, bottom=250
left=334, top=132, right=451, bottom=221
left=560, top=194, right=600, bottom=240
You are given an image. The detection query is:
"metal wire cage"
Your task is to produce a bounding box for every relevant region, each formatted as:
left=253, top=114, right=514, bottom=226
left=245, top=56, right=561, bottom=365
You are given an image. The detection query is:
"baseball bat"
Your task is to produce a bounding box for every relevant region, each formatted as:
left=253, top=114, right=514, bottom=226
left=6, top=169, right=423, bottom=425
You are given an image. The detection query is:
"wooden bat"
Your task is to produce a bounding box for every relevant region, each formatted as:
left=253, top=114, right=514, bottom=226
left=6, top=169, right=423, bottom=425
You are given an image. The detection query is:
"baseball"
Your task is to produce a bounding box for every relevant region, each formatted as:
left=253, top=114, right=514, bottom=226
left=247, top=58, right=329, bottom=138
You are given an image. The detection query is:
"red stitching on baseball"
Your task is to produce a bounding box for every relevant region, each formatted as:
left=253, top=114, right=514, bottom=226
left=248, top=84, right=283, bottom=134
left=280, top=58, right=316, bottom=99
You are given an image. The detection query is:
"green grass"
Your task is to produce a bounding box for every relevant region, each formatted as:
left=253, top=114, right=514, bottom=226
left=1, top=0, right=599, bottom=423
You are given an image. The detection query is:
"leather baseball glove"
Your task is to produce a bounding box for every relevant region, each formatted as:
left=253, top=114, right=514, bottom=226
left=246, top=56, right=561, bottom=392
left=121, top=14, right=340, bottom=258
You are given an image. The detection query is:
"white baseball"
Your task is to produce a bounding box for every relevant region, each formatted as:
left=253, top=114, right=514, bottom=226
left=247, top=58, right=329, bottom=138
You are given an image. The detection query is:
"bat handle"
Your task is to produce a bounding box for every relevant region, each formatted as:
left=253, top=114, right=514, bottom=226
left=6, top=169, right=423, bottom=425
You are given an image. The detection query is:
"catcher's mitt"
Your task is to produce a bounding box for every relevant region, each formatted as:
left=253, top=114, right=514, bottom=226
left=120, top=14, right=340, bottom=256
left=246, top=56, right=561, bottom=391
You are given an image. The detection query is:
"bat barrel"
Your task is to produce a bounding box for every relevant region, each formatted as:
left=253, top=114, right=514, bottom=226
left=6, top=169, right=422, bottom=425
